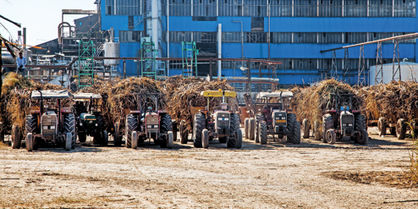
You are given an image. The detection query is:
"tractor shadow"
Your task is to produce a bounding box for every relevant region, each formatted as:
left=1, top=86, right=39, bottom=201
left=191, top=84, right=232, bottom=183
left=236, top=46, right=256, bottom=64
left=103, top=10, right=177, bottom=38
left=241, top=136, right=411, bottom=151
left=31, top=146, right=104, bottom=153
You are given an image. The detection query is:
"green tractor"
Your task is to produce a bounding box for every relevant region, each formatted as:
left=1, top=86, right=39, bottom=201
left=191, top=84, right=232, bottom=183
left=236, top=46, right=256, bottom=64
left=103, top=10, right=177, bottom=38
left=73, top=93, right=108, bottom=146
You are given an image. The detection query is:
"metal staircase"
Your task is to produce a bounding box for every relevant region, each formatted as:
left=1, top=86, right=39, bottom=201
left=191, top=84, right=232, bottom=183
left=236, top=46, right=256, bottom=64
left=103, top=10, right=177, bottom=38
left=181, top=41, right=198, bottom=77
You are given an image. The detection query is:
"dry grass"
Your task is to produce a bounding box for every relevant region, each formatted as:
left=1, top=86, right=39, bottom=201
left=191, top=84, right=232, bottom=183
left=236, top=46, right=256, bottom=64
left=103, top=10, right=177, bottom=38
left=0, top=141, right=9, bottom=150
left=323, top=170, right=417, bottom=189
left=410, top=141, right=418, bottom=185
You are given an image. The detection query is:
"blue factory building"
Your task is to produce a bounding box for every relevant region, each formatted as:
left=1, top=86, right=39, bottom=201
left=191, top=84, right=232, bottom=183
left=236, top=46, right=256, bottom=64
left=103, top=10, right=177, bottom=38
left=99, top=0, right=417, bottom=86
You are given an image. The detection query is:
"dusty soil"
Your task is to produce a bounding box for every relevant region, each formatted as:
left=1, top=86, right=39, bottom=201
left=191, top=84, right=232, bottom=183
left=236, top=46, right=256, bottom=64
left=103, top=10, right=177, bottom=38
left=0, top=127, right=417, bottom=208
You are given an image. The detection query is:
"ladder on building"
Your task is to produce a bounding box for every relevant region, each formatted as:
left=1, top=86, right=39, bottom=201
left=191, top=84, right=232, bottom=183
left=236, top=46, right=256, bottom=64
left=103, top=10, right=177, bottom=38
left=77, top=40, right=95, bottom=88
left=141, top=37, right=157, bottom=79
left=182, top=41, right=198, bottom=77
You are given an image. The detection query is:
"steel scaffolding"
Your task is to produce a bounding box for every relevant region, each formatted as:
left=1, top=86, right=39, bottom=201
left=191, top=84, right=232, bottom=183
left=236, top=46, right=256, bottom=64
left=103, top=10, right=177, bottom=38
left=181, top=41, right=198, bottom=77
left=77, top=40, right=95, bottom=88
left=141, top=37, right=157, bottom=79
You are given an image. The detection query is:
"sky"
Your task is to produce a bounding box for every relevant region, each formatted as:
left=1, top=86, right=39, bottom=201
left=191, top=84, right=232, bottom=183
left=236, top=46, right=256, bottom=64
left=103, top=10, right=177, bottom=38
left=0, top=0, right=97, bottom=46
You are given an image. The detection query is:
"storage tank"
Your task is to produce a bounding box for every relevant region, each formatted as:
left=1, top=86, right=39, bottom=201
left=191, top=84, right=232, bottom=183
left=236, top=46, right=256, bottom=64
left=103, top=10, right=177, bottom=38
left=369, top=62, right=418, bottom=85
left=104, top=41, right=120, bottom=66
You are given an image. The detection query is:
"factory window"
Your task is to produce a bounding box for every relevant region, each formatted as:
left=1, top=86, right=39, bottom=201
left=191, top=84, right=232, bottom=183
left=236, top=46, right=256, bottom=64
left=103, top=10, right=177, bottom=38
left=318, top=0, right=342, bottom=17
left=169, top=31, right=192, bottom=42
left=344, top=32, right=367, bottom=43
left=170, top=0, right=192, bottom=16
left=294, top=0, right=317, bottom=17
left=369, top=0, right=392, bottom=17
left=394, top=0, right=416, bottom=17
left=271, top=32, right=292, bottom=43
left=105, top=0, right=141, bottom=16
left=270, top=0, right=292, bottom=16
left=128, top=16, right=134, bottom=29
left=244, top=0, right=267, bottom=17
left=344, top=0, right=367, bottom=17
left=318, top=32, right=343, bottom=43
left=245, top=32, right=266, bottom=43
left=293, top=32, right=316, bottom=43
left=293, top=59, right=317, bottom=70
left=219, top=0, right=243, bottom=16
left=120, top=31, right=141, bottom=42
left=369, top=32, right=394, bottom=43
left=194, top=32, right=217, bottom=43
left=193, top=0, right=217, bottom=16
left=223, top=32, right=241, bottom=43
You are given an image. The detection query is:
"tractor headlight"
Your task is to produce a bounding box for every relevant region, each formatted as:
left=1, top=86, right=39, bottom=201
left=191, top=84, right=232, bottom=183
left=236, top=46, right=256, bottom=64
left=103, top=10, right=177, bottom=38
left=95, top=123, right=98, bottom=127
left=224, top=118, right=229, bottom=121
left=147, top=125, right=152, bottom=129
left=50, top=126, right=55, bottom=130
left=43, top=126, right=48, bottom=130
left=348, top=124, right=353, bottom=127
left=281, top=117, right=286, bottom=120
left=80, top=123, right=83, bottom=126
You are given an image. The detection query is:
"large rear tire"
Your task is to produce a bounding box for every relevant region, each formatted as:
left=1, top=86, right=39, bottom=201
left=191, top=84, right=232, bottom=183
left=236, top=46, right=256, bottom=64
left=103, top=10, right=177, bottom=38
left=287, top=113, right=301, bottom=144
left=378, top=117, right=387, bottom=136
left=244, top=118, right=249, bottom=139
left=227, top=114, right=240, bottom=148
left=64, top=114, right=76, bottom=149
left=202, top=129, right=209, bottom=148
left=193, top=113, right=205, bottom=148
left=249, top=118, right=255, bottom=140
left=322, top=114, right=333, bottom=143
left=11, top=125, right=21, bottom=149
left=355, top=114, right=368, bottom=145
left=65, top=132, right=72, bottom=151
left=126, top=114, right=138, bottom=148
left=179, top=120, right=188, bottom=144
left=302, top=118, right=310, bottom=139
left=26, top=133, right=33, bottom=152
left=114, top=122, right=122, bottom=146
left=235, top=129, right=243, bottom=149
left=396, top=118, right=406, bottom=140
left=313, top=120, right=321, bottom=140
left=259, top=120, right=267, bottom=144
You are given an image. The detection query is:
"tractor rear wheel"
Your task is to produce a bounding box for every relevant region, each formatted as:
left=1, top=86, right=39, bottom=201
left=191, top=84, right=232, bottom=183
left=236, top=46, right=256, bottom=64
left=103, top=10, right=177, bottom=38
left=193, top=113, right=205, bottom=148
left=26, top=133, right=33, bottom=152
left=202, top=129, right=209, bottom=148
left=287, top=113, right=301, bottom=144
left=378, top=117, right=387, bottom=136
left=302, top=119, right=310, bottom=139
left=259, top=120, right=267, bottom=144
left=313, top=120, right=321, bottom=141
left=65, top=132, right=72, bottom=151
left=179, top=120, right=188, bottom=144
left=396, top=119, right=406, bottom=140
left=249, top=118, right=255, bottom=140
left=322, top=115, right=333, bottom=143
left=355, top=114, right=368, bottom=145
left=244, top=118, right=249, bottom=139
left=227, top=113, right=240, bottom=148
left=235, top=129, right=243, bottom=148
left=126, top=114, right=138, bottom=148
left=11, top=125, right=21, bottom=149
left=64, top=114, right=76, bottom=149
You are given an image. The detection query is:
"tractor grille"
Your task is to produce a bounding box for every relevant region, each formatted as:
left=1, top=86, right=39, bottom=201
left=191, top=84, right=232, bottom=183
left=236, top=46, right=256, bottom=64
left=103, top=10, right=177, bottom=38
left=41, top=113, right=57, bottom=136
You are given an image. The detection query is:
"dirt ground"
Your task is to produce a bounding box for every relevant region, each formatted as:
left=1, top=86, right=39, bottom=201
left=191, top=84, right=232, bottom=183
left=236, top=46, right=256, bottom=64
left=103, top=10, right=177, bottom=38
left=0, top=127, right=417, bottom=208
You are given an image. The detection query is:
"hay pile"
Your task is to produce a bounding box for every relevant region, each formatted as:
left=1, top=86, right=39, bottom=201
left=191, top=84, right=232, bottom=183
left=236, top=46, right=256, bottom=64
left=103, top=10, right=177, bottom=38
left=357, top=81, right=418, bottom=123
left=0, top=73, right=63, bottom=132
left=291, top=79, right=363, bottom=126
left=162, top=77, right=235, bottom=131
left=106, top=77, right=165, bottom=125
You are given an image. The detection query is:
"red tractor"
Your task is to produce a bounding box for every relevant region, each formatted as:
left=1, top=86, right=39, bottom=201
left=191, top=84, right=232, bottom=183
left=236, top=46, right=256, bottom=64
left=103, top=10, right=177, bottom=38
left=113, top=94, right=173, bottom=149
left=244, top=91, right=300, bottom=144
left=304, top=93, right=368, bottom=145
